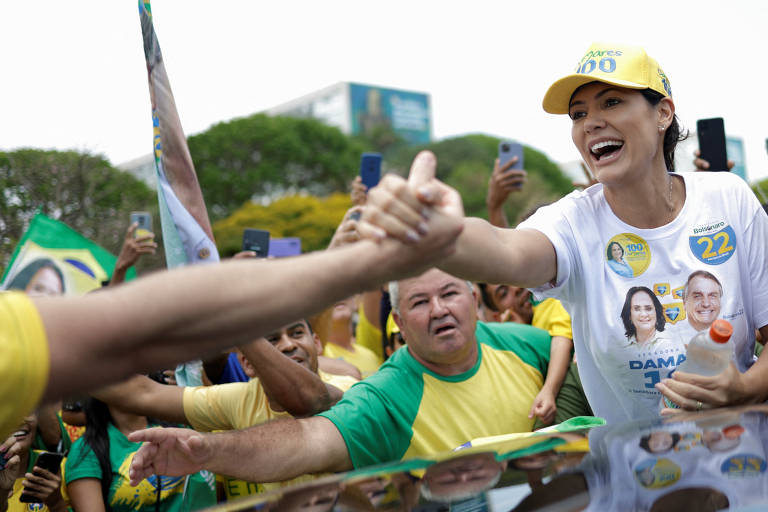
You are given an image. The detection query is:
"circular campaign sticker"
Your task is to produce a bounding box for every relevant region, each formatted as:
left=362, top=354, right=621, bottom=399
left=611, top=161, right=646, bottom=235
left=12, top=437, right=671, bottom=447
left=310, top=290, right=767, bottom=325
left=605, top=234, right=651, bottom=278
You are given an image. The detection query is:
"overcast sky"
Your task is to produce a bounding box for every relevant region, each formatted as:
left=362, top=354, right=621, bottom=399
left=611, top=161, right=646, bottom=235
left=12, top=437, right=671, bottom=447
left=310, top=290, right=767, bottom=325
left=3, top=1, right=766, bottom=182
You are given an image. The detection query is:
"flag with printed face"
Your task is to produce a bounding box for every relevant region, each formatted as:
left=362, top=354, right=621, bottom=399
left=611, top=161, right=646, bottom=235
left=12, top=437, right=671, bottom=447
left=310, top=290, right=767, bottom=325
left=138, top=0, right=219, bottom=269
left=1, top=213, right=125, bottom=295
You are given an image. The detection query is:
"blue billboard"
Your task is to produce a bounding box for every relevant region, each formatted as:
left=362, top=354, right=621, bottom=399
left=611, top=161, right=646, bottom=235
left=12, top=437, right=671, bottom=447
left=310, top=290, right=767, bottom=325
left=349, top=83, right=431, bottom=145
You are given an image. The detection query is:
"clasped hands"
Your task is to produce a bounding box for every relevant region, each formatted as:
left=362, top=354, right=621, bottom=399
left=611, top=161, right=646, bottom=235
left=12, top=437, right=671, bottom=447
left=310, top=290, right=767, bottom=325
left=356, top=151, right=464, bottom=261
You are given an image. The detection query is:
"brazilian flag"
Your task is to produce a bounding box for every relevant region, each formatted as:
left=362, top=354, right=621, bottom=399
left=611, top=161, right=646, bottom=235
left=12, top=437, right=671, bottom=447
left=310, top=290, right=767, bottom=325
left=0, top=213, right=133, bottom=295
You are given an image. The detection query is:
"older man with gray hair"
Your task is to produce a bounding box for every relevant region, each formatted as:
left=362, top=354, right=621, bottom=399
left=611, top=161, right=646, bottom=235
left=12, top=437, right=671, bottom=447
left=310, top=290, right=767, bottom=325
left=128, top=268, right=555, bottom=486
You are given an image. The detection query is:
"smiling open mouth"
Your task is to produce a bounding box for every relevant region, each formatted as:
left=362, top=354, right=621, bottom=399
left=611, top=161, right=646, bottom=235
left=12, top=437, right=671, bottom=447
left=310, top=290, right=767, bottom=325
left=591, top=140, right=624, bottom=161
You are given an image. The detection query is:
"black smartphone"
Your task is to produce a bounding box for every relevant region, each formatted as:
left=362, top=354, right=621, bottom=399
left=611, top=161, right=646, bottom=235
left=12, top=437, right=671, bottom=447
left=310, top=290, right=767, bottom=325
left=0, top=451, right=7, bottom=471
left=242, top=229, right=270, bottom=258
left=19, top=451, right=64, bottom=503
left=130, top=211, right=153, bottom=238
left=697, top=118, right=729, bottom=172
left=360, top=153, right=382, bottom=191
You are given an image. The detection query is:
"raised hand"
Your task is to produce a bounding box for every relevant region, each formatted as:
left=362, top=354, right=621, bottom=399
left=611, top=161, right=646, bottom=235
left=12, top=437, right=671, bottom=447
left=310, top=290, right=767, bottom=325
left=328, top=206, right=364, bottom=249
left=487, top=157, right=527, bottom=210
left=693, top=149, right=735, bottom=172
left=22, top=466, right=64, bottom=507
left=111, top=222, right=158, bottom=286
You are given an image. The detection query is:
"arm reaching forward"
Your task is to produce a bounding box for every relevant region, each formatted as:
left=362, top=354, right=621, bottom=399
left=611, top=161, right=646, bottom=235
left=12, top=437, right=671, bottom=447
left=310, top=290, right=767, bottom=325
left=128, top=416, right=350, bottom=485
left=359, top=151, right=556, bottom=288
left=30, top=165, right=462, bottom=405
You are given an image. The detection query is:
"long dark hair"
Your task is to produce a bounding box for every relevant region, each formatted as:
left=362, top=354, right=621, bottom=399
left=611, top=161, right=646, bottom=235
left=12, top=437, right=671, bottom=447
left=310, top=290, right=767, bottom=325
left=606, top=241, right=624, bottom=262
left=79, top=398, right=171, bottom=509
left=621, top=286, right=666, bottom=339
left=6, top=258, right=66, bottom=293
left=79, top=398, right=115, bottom=504
left=640, top=89, right=687, bottom=172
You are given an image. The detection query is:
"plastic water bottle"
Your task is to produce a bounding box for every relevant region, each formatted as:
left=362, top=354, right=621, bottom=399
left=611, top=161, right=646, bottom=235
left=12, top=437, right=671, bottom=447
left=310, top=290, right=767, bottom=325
left=677, top=319, right=734, bottom=376
left=662, top=319, right=733, bottom=409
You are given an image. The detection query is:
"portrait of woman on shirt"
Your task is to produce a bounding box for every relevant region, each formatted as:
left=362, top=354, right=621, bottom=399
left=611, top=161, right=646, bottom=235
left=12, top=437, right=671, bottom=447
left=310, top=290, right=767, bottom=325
left=606, top=241, right=634, bottom=278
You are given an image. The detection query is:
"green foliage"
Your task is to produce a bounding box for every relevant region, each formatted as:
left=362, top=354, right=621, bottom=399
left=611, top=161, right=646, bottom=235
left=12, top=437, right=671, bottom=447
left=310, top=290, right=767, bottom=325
left=212, top=193, right=353, bottom=257
left=751, top=178, right=768, bottom=206
left=0, top=149, right=161, bottom=275
left=188, top=114, right=366, bottom=220
left=384, top=134, right=573, bottom=221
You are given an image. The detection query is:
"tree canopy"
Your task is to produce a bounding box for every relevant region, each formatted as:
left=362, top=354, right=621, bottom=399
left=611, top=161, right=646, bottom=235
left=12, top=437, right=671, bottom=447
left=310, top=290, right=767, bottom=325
left=0, top=149, right=161, bottom=274
left=188, top=114, right=366, bottom=221
left=212, top=193, right=352, bottom=256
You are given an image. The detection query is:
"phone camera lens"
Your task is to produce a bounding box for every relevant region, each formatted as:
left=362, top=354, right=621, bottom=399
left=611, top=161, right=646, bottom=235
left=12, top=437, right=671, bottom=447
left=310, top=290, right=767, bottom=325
left=501, top=144, right=510, bottom=152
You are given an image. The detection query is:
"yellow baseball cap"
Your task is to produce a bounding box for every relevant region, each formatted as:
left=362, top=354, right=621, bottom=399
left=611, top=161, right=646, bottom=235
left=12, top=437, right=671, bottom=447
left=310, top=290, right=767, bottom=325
left=542, top=43, right=672, bottom=114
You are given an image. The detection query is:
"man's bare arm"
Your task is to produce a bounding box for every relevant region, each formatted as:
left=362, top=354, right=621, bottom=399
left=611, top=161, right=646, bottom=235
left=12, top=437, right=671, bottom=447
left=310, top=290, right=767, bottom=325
left=129, top=416, right=350, bottom=484
left=92, top=375, right=187, bottom=425
left=240, top=340, right=331, bottom=417
left=35, top=204, right=460, bottom=404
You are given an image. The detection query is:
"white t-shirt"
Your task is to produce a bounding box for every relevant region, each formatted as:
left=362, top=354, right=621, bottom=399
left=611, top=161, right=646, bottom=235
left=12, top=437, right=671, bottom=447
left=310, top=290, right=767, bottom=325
left=583, top=412, right=768, bottom=511
left=519, top=171, right=768, bottom=423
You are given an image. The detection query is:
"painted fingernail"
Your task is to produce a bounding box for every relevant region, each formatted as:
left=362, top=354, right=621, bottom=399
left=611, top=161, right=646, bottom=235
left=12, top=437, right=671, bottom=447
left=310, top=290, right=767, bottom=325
left=420, top=207, right=430, bottom=220
left=406, top=230, right=420, bottom=243
left=417, top=222, right=429, bottom=235
left=419, top=187, right=433, bottom=201
left=373, top=227, right=387, bottom=241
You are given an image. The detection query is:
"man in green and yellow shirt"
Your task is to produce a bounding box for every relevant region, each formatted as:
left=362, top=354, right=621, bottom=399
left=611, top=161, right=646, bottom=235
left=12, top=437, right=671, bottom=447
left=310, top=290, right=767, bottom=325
left=127, top=268, right=555, bottom=484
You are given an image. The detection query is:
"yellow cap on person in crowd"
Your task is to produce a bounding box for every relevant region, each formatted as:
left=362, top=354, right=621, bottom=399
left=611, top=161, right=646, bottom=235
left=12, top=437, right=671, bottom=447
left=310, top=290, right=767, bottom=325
left=542, top=42, right=672, bottom=115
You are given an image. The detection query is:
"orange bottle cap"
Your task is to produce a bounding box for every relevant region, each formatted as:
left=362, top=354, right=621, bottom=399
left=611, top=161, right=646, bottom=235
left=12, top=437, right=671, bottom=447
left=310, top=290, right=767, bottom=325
left=709, top=319, right=733, bottom=343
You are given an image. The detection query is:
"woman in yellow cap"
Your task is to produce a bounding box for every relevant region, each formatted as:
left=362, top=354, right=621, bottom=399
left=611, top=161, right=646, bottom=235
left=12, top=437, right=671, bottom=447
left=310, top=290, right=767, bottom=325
left=359, top=43, right=768, bottom=424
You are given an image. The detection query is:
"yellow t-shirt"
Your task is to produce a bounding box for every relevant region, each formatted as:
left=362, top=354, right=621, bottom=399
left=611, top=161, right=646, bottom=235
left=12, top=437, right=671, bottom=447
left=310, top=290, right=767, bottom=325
left=182, top=370, right=357, bottom=432
left=532, top=298, right=573, bottom=340
left=7, top=452, right=68, bottom=512
left=0, top=292, right=49, bottom=440
left=323, top=342, right=381, bottom=379
left=354, top=305, right=384, bottom=364
left=182, top=371, right=357, bottom=500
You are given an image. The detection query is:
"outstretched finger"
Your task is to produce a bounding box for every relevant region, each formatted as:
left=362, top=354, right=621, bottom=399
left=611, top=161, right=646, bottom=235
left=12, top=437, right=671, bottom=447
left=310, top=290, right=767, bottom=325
left=499, top=156, right=519, bottom=173
left=128, top=426, right=167, bottom=443
left=129, top=443, right=158, bottom=486
left=407, top=151, right=438, bottom=192
left=126, top=222, right=138, bottom=237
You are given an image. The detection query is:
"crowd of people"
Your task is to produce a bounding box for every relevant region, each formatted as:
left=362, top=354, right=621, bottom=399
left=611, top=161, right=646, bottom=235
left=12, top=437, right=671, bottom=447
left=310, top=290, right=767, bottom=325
left=1, top=41, right=767, bottom=510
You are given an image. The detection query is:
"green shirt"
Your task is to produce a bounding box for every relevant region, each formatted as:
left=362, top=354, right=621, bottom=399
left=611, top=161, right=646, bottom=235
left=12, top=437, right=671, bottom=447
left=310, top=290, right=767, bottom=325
left=319, top=321, right=551, bottom=468
left=66, top=423, right=215, bottom=511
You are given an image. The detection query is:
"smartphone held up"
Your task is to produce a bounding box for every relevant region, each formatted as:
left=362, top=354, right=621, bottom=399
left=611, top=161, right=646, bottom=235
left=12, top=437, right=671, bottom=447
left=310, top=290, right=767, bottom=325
left=242, top=229, right=270, bottom=258
left=130, top=211, right=154, bottom=238
left=497, top=140, right=526, bottom=189
left=696, top=118, right=729, bottom=172
left=360, top=153, right=382, bottom=191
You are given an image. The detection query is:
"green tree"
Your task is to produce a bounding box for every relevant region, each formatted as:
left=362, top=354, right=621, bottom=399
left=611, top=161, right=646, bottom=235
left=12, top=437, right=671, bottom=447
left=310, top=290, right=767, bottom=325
left=212, top=193, right=352, bottom=257
left=188, top=114, right=366, bottom=220
left=0, top=149, right=160, bottom=274
left=385, top=134, right=574, bottom=222
left=752, top=178, right=768, bottom=206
